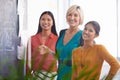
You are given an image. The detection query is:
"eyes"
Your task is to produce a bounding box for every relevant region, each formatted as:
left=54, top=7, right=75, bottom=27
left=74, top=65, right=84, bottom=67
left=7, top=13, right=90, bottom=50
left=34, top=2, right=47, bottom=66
left=84, top=27, right=95, bottom=33
left=67, top=11, right=80, bottom=18
left=40, top=14, right=53, bottom=22
left=68, top=13, right=79, bottom=17
left=41, top=18, right=52, bottom=22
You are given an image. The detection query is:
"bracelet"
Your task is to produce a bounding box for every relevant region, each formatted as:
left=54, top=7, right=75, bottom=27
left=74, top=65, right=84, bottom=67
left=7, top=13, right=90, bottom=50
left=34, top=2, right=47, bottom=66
left=49, top=50, right=54, bottom=55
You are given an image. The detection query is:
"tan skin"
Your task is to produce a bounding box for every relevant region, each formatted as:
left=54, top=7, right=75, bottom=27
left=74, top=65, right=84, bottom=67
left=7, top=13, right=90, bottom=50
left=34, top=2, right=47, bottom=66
left=63, top=10, right=81, bottom=45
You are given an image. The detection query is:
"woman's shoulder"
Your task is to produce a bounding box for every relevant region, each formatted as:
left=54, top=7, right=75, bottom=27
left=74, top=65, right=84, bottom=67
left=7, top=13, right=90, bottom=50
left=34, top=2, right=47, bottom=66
left=31, top=33, right=40, bottom=39
left=51, top=33, right=58, bottom=39
left=94, top=44, right=106, bottom=50
left=72, top=47, right=82, bottom=57
left=79, top=29, right=83, bottom=32
left=60, top=29, right=67, bottom=32
left=30, top=33, right=41, bottom=43
left=73, top=46, right=82, bottom=52
left=60, top=29, right=67, bottom=34
left=95, top=44, right=105, bottom=47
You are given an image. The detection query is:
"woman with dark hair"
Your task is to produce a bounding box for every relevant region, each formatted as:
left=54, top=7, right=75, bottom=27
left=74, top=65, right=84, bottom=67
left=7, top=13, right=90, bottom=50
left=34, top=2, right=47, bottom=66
left=36, top=11, right=58, bottom=35
left=72, top=21, right=120, bottom=80
left=26, top=11, right=58, bottom=80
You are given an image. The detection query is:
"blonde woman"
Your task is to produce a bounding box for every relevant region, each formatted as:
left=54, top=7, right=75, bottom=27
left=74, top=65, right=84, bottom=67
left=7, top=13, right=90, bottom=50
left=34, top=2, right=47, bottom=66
left=56, top=5, right=84, bottom=80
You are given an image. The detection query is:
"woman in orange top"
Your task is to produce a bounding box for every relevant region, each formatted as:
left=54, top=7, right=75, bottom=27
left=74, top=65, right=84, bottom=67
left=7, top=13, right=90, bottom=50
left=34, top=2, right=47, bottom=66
left=26, top=11, right=58, bottom=80
left=72, top=21, right=120, bottom=80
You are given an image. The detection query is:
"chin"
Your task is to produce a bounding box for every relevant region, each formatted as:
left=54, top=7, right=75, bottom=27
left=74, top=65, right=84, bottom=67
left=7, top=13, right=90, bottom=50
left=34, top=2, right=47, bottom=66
left=83, top=38, right=88, bottom=41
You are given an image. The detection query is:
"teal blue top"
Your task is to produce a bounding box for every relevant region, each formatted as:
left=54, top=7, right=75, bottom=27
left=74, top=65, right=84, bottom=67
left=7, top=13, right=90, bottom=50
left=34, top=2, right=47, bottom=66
left=56, top=30, right=82, bottom=80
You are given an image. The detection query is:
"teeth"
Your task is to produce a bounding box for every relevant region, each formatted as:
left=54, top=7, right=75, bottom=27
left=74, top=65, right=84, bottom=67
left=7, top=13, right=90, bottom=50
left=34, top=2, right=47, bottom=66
left=83, top=34, right=88, bottom=38
left=70, top=21, right=74, bottom=23
left=69, top=20, right=74, bottom=23
left=44, top=25, right=48, bottom=27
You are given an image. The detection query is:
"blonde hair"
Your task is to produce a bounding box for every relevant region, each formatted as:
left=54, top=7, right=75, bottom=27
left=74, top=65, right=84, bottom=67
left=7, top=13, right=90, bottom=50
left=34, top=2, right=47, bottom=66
left=66, top=5, right=84, bottom=25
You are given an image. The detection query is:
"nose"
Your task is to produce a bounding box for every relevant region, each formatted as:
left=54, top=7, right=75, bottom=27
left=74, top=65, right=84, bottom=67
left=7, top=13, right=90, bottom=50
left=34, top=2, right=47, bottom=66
left=70, top=15, right=74, bottom=20
left=84, top=30, right=89, bottom=34
left=44, top=20, right=48, bottom=24
left=71, top=15, right=74, bottom=18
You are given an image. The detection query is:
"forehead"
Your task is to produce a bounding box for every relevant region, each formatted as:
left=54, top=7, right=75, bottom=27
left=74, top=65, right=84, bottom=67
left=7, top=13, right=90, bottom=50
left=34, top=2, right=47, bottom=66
left=41, top=14, right=52, bottom=18
left=85, top=24, right=94, bottom=29
left=67, top=9, right=79, bottom=15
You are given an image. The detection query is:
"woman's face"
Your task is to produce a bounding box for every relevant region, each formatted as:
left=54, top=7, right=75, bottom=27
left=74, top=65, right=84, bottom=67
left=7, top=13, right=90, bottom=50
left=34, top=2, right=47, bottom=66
left=40, top=14, right=53, bottom=31
left=67, top=10, right=80, bottom=28
left=82, top=24, right=97, bottom=41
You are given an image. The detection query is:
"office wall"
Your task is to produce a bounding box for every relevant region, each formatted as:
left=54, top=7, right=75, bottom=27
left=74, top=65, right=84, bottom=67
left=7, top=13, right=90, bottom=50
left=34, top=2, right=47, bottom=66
left=0, top=0, right=19, bottom=78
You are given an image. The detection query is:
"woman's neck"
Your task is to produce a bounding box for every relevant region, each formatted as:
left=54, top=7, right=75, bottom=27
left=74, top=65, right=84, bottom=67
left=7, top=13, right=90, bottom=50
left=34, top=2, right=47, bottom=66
left=41, top=30, right=51, bottom=44
left=83, top=41, right=94, bottom=49
left=41, top=30, right=51, bottom=37
left=68, top=27, right=79, bottom=33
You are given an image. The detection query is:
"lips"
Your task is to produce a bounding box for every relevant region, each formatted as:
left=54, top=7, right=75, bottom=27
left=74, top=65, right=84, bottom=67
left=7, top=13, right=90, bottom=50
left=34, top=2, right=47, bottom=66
left=43, top=24, right=49, bottom=27
left=83, top=33, right=89, bottom=38
left=69, top=20, right=75, bottom=23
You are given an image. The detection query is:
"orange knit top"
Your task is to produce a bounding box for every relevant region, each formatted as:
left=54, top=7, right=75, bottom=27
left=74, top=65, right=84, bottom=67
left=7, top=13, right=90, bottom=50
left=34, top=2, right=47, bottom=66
left=72, top=44, right=120, bottom=80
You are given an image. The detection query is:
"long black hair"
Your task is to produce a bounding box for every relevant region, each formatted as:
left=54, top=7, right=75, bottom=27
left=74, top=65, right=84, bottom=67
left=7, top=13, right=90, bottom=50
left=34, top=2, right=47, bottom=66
left=36, top=11, right=58, bottom=36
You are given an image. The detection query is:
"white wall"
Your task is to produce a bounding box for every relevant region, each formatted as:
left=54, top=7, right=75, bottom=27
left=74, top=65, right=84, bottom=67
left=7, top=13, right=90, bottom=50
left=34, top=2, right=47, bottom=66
left=27, top=0, right=58, bottom=35
left=118, top=0, right=120, bottom=58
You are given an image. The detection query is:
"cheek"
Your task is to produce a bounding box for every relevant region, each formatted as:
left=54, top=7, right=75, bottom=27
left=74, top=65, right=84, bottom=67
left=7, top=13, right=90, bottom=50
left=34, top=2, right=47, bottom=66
left=51, top=21, right=53, bottom=25
left=66, top=16, right=69, bottom=20
left=91, top=34, right=96, bottom=39
left=40, top=22, right=42, bottom=27
left=74, top=18, right=80, bottom=25
left=50, top=22, right=53, bottom=26
left=40, top=20, right=43, bottom=25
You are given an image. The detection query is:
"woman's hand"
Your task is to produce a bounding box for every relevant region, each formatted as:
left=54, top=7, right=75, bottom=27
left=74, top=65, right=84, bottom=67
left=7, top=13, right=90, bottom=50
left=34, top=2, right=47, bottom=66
left=38, top=45, right=50, bottom=54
